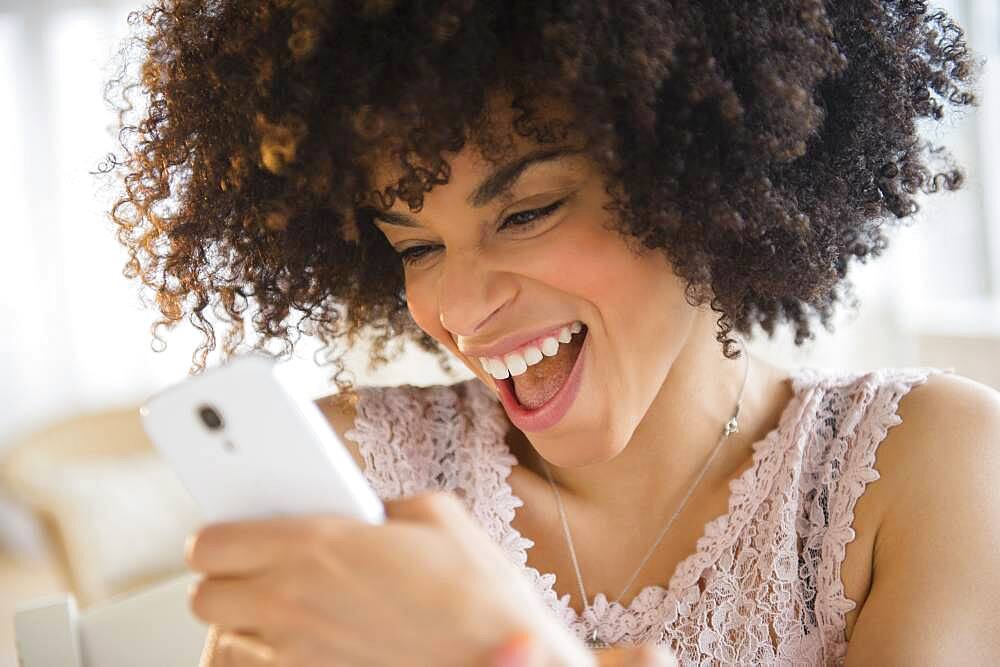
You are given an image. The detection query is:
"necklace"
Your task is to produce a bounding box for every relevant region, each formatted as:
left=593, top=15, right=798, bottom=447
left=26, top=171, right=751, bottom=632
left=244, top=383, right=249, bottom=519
left=538, top=337, right=751, bottom=649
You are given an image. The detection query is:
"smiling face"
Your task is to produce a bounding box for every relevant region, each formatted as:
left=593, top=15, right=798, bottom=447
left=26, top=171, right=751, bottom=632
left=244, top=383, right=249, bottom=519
left=366, top=112, right=707, bottom=468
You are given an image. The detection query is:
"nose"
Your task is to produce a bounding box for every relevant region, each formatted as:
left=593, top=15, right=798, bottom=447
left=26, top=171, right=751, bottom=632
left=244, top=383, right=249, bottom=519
left=437, top=249, right=513, bottom=338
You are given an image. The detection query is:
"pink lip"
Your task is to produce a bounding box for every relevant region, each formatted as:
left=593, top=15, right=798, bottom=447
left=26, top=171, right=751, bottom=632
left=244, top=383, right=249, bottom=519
left=461, top=321, right=578, bottom=360
left=494, top=329, right=589, bottom=432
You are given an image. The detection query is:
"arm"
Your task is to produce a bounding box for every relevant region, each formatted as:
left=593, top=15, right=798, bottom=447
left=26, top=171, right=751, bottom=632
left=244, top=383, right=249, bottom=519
left=843, top=373, right=1000, bottom=664
left=201, top=626, right=676, bottom=667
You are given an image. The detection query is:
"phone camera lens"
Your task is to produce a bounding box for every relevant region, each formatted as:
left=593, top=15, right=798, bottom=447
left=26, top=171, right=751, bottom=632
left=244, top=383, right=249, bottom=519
left=198, top=405, right=224, bottom=430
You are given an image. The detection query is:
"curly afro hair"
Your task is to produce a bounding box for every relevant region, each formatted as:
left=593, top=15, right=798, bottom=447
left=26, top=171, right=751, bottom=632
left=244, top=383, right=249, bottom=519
left=102, top=0, right=978, bottom=406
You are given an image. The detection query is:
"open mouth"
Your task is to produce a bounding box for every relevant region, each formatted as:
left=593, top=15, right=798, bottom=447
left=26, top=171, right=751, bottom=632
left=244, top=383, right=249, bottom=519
left=493, top=324, right=589, bottom=431
left=502, top=323, right=588, bottom=410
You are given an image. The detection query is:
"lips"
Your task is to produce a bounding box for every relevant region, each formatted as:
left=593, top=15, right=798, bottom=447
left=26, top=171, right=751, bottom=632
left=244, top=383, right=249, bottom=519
left=493, top=326, right=590, bottom=432
left=467, top=320, right=584, bottom=373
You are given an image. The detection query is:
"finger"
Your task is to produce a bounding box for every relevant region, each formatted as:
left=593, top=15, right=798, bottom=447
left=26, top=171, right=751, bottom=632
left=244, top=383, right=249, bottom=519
left=384, top=491, right=470, bottom=526
left=489, top=630, right=546, bottom=667
left=188, top=575, right=289, bottom=643
left=186, top=514, right=366, bottom=575
left=214, top=630, right=277, bottom=667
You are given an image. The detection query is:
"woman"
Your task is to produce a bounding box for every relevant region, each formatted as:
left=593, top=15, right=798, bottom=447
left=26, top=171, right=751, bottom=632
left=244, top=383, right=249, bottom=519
left=105, top=0, right=1000, bottom=665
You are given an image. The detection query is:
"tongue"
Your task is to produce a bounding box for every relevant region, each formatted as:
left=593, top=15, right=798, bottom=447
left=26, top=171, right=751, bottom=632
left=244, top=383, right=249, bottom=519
left=511, top=331, right=585, bottom=409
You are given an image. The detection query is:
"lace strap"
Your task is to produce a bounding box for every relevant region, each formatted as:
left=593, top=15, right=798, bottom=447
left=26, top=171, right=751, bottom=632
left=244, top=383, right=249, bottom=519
left=816, top=366, right=953, bottom=665
left=343, top=380, right=493, bottom=503
left=342, top=383, right=452, bottom=500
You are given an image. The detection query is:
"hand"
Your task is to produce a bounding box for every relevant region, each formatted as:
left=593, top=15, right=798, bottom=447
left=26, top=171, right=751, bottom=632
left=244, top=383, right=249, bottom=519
left=593, top=646, right=677, bottom=667
left=185, top=491, right=595, bottom=667
left=489, top=630, right=678, bottom=667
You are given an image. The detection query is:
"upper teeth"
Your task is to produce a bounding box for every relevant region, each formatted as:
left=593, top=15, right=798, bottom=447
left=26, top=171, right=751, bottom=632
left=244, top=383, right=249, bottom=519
left=478, top=320, right=584, bottom=379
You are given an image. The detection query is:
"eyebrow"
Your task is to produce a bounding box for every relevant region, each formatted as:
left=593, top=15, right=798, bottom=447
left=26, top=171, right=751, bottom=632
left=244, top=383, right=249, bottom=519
left=367, top=145, right=583, bottom=228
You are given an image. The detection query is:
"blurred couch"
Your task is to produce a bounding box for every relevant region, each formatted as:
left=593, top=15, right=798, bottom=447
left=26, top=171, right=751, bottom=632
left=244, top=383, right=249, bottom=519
left=0, top=405, right=205, bottom=666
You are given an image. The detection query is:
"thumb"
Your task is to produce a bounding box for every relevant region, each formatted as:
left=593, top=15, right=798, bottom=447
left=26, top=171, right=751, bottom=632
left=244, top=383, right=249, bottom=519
left=488, top=630, right=548, bottom=667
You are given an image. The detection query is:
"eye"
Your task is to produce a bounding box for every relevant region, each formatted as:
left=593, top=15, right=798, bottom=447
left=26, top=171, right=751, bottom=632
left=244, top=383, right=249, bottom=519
left=397, top=244, right=439, bottom=266
left=395, top=197, right=569, bottom=267
left=497, top=197, right=568, bottom=232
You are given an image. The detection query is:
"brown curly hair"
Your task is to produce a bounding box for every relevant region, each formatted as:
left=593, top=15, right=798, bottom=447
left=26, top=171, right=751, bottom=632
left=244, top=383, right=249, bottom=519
left=100, top=0, right=979, bottom=407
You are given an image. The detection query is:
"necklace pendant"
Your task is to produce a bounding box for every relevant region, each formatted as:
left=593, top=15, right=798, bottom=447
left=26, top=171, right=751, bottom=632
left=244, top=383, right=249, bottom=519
left=724, top=416, right=739, bottom=436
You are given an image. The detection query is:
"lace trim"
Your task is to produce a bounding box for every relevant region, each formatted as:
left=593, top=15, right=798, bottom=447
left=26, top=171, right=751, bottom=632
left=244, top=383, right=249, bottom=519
left=344, top=383, right=462, bottom=500
left=812, top=366, right=952, bottom=665
left=342, top=366, right=953, bottom=663
left=468, top=369, right=816, bottom=643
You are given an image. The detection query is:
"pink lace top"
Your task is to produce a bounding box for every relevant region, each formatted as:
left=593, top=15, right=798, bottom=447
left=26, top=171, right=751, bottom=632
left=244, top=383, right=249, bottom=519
left=343, top=365, right=951, bottom=666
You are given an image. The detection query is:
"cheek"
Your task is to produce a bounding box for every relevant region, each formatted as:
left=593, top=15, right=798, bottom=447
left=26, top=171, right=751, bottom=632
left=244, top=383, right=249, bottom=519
left=395, top=217, right=678, bottom=351
left=404, top=282, right=447, bottom=343
left=536, top=223, right=690, bottom=354
left=402, top=281, right=473, bottom=365
left=523, top=221, right=658, bottom=308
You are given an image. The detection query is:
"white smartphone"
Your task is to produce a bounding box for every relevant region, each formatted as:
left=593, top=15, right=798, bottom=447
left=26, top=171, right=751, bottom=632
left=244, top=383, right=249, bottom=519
left=138, top=352, right=385, bottom=526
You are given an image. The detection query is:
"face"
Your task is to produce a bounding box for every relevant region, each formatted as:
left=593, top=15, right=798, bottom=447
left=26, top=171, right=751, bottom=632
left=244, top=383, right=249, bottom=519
left=368, top=117, right=702, bottom=468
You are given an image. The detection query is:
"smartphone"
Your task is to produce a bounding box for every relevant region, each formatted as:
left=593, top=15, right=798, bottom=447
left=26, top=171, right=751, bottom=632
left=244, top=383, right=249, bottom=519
left=138, top=352, right=385, bottom=526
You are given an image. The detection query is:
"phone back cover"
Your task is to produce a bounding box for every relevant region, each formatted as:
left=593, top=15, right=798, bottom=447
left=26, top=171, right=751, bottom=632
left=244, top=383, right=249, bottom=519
left=139, top=354, right=385, bottom=525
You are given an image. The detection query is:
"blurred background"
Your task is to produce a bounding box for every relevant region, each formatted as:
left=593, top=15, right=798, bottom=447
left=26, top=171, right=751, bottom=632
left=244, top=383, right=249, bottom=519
left=0, top=1, right=998, bottom=665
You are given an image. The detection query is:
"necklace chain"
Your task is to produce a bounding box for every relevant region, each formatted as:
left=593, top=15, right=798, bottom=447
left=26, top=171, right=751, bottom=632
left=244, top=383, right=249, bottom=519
left=538, top=337, right=751, bottom=649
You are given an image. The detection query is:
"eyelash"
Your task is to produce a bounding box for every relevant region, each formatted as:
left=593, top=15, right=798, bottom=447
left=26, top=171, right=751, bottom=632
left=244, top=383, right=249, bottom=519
left=396, top=197, right=568, bottom=267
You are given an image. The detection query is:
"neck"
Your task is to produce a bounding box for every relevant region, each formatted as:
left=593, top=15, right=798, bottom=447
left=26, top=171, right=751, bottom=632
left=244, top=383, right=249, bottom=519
left=510, top=313, right=792, bottom=517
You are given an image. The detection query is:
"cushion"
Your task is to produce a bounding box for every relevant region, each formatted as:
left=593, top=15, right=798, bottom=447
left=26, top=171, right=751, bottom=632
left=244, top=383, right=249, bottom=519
left=2, top=439, right=203, bottom=606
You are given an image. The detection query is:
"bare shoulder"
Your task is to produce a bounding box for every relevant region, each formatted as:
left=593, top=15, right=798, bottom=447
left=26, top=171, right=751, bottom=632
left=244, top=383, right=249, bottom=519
left=873, top=371, right=1000, bottom=534
left=313, top=391, right=366, bottom=473
left=844, top=371, right=1000, bottom=663
left=874, top=371, right=1000, bottom=498
left=897, top=370, right=1000, bottom=440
